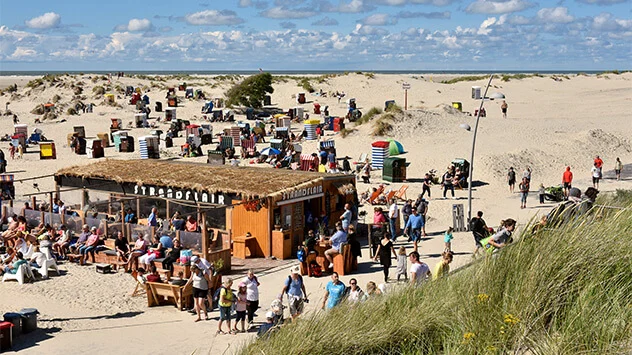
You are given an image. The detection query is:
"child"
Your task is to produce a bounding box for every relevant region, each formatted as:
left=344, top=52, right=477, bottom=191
left=9, top=143, right=15, bottom=160
left=538, top=183, right=545, bottom=204
left=444, top=227, right=454, bottom=253
left=233, top=282, right=248, bottom=333
left=396, top=246, right=407, bottom=282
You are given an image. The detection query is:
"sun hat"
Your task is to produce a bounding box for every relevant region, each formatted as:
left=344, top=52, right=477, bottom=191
left=191, top=256, right=199, bottom=263
left=290, top=265, right=300, bottom=274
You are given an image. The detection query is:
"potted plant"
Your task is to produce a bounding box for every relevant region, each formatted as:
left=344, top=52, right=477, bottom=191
left=211, top=258, right=224, bottom=290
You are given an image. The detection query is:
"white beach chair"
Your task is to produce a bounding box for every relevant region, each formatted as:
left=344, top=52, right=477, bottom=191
left=2, top=264, right=35, bottom=285
left=33, top=258, right=60, bottom=279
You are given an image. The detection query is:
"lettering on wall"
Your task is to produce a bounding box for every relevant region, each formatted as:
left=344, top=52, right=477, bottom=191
left=280, top=185, right=323, bottom=202
left=133, top=184, right=228, bottom=205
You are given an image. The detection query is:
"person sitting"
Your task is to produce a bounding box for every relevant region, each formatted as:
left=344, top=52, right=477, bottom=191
left=126, top=234, right=148, bottom=272
left=53, top=225, right=71, bottom=260
left=170, top=212, right=185, bottom=231
left=324, top=222, right=347, bottom=269
left=170, top=271, right=187, bottom=286
left=162, top=239, right=182, bottom=272
left=114, top=231, right=130, bottom=266
left=146, top=265, right=162, bottom=283
left=70, top=224, right=91, bottom=254
left=0, top=251, right=27, bottom=276
left=303, top=230, right=318, bottom=255
left=29, top=246, right=47, bottom=269
left=185, top=215, right=199, bottom=232
left=1, top=247, right=16, bottom=266
left=1, top=214, right=19, bottom=247
left=79, top=227, right=100, bottom=265
left=124, top=208, right=137, bottom=224
left=138, top=235, right=165, bottom=271
left=257, top=311, right=277, bottom=338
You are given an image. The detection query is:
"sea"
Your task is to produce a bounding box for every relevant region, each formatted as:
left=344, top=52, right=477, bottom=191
left=0, top=70, right=614, bottom=76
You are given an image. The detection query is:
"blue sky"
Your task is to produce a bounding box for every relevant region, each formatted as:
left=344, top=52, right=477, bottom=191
left=0, top=0, right=631, bottom=71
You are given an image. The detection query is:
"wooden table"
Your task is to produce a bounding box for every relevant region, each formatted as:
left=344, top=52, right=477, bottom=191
left=233, top=235, right=257, bottom=259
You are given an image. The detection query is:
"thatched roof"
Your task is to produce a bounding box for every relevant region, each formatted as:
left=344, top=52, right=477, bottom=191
left=55, top=159, right=338, bottom=200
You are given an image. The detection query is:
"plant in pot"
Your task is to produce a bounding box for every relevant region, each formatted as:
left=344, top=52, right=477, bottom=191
left=211, top=258, right=224, bottom=290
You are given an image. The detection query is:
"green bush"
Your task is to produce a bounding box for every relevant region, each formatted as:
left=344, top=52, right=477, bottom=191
left=241, top=194, right=632, bottom=354
left=225, top=73, right=274, bottom=109
left=355, top=107, right=382, bottom=125
left=298, top=78, right=315, bottom=93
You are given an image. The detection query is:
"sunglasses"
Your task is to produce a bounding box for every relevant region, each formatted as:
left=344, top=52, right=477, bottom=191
left=350, top=282, right=357, bottom=285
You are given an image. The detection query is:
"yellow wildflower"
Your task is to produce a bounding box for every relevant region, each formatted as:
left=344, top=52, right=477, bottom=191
left=486, top=345, right=497, bottom=352
left=462, top=332, right=476, bottom=344
left=504, top=314, right=520, bottom=325
left=477, top=293, right=489, bottom=303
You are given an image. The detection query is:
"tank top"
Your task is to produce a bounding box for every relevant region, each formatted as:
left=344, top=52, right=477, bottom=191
left=192, top=271, right=208, bottom=290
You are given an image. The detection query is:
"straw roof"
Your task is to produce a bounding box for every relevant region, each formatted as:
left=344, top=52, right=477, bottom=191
left=55, top=159, right=337, bottom=200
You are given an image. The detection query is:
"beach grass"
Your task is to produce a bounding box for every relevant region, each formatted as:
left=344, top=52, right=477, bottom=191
left=240, top=193, right=632, bottom=355
left=355, top=107, right=382, bottom=125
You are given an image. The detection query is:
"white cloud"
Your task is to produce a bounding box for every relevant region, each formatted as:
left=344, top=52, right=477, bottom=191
left=25, top=12, right=61, bottom=29
left=185, top=10, right=245, bottom=25
left=592, top=12, right=632, bottom=31
left=576, top=0, right=628, bottom=4
left=508, top=15, right=531, bottom=25
left=319, top=0, right=375, bottom=13
left=370, top=0, right=455, bottom=4
left=261, top=7, right=316, bottom=18
left=359, top=14, right=397, bottom=26
left=396, top=11, right=451, bottom=19
left=115, top=18, right=153, bottom=32
left=312, top=17, right=339, bottom=26
left=466, top=0, right=535, bottom=14
left=478, top=17, right=497, bottom=35
left=537, top=7, right=574, bottom=24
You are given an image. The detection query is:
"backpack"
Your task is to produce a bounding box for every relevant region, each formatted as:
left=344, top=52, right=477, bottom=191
left=297, top=248, right=306, bottom=262
left=213, top=286, right=236, bottom=309
left=308, top=261, right=322, bottom=277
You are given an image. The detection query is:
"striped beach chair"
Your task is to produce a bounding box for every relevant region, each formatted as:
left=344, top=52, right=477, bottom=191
left=230, top=127, right=241, bottom=147
left=320, top=140, right=335, bottom=150
left=241, top=137, right=256, bottom=157
left=300, top=154, right=318, bottom=171
left=219, top=136, right=233, bottom=151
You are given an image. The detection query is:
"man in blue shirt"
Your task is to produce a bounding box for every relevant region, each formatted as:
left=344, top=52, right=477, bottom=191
left=324, top=222, right=347, bottom=268
left=403, top=207, right=424, bottom=253
left=322, top=272, right=346, bottom=310
left=148, top=207, right=158, bottom=227
left=280, top=266, right=307, bottom=320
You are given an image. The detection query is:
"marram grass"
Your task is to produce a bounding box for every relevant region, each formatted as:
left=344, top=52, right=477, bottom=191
left=241, top=193, right=632, bottom=355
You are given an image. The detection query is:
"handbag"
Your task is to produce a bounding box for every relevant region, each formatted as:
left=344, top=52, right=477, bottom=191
left=180, top=249, right=192, bottom=264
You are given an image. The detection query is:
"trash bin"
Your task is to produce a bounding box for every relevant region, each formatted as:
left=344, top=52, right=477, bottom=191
left=3, top=313, right=21, bottom=337
left=0, top=322, right=13, bottom=351
left=18, top=309, right=38, bottom=333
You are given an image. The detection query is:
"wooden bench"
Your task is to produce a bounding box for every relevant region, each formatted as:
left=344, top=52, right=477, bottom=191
left=333, top=243, right=354, bottom=276
left=146, top=281, right=193, bottom=311
left=300, top=250, right=318, bottom=276
left=233, top=235, right=257, bottom=259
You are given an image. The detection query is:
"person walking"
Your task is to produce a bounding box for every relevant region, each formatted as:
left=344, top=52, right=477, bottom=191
left=519, top=177, right=530, bottom=209
left=280, top=266, right=307, bottom=321
left=441, top=167, right=455, bottom=199
left=373, top=233, right=397, bottom=283
left=421, top=173, right=432, bottom=199
left=322, top=272, right=346, bottom=310
left=185, top=264, right=211, bottom=323
left=562, top=166, right=573, bottom=197
left=403, top=207, right=423, bottom=252
left=470, top=211, right=489, bottom=257
left=388, top=199, right=399, bottom=239
left=591, top=163, right=601, bottom=189
left=615, top=157, right=623, bottom=181
left=408, top=251, right=431, bottom=285
left=501, top=100, right=508, bottom=119
left=242, top=269, right=260, bottom=327
left=217, top=278, right=235, bottom=334
left=507, top=167, right=516, bottom=193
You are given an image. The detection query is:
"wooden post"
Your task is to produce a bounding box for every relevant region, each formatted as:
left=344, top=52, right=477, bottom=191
left=81, top=188, right=86, bottom=213
left=121, top=200, right=126, bottom=241
left=49, top=192, right=53, bottom=225
left=54, top=182, right=60, bottom=202
left=108, top=194, right=112, bottom=215
left=136, top=197, right=140, bottom=218
left=201, top=212, right=208, bottom=260
left=165, top=200, right=170, bottom=223
left=9, top=199, right=12, bottom=208
left=31, top=196, right=36, bottom=211
left=267, top=198, right=272, bottom=257
left=104, top=219, right=109, bottom=239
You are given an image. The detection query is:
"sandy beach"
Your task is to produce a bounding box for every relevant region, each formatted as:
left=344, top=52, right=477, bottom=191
left=0, top=72, right=630, bottom=354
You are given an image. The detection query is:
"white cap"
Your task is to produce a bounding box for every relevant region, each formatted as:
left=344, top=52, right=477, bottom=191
left=265, top=311, right=275, bottom=319
left=290, top=265, right=300, bottom=274
left=191, top=256, right=199, bottom=263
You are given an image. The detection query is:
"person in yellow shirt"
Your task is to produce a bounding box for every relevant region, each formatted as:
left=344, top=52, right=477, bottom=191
left=432, top=251, right=453, bottom=280
left=217, top=278, right=235, bottom=335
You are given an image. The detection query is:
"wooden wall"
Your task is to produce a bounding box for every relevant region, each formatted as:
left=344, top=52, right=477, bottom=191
left=230, top=203, right=271, bottom=257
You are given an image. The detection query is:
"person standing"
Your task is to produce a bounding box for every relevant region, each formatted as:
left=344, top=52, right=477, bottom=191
left=507, top=167, right=516, bottom=193
left=519, top=177, right=530, bottom=209
left=470, top=211, right=488, bottom=256
left=432, top=251, right=453, bottom=280
left=501, top=100, right=508, bottom=119
left=217, top=278, right=235, bottom=334
left=0, top=148, right=6, bottom=173
left=401, top=200, right=413, bottom=226
left=562, top=166, right=573, bottom=197
left=322, top=272, right=346, bottom=310
left=403, top=207, right=423, bottom=252
left=280, top=266, right=307, bottom=320
left=442, top=167, right=455, bottom=199
left=147, top=207, right=158, bottom=228
left=615, top=157, right=623, bottom=181
left=408, top=251, right=431, bottom=285
left=243, top=269, right=260, bottom=326
left=421, top=173, right=432, bottom=199
left=523, top=167, right=532, bottom=183
left=373, top=233, right=397, bottom=283
left=340, top=203, right=352, bottom=232
left=185, top=264, right=210, bottom=323
left=388, top=199, right=399, bottom=239
left=538, top=183, right=546, bottom=204
left=594, top=155, right=603, bottom=170
left=591, top=162, right=601, bottom=189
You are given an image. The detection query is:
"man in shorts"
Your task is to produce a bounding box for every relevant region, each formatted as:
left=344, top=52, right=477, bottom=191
left=403, top=207, right=423, bottom=253
left=280, top=266, right=307, bottom=321
left=562, top=166, right=573, bottom=197
left=507, top=167, right=516, bottom=193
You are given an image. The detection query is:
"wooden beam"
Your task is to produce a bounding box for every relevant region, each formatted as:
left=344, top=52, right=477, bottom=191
left=201, top=212, right=208, bottom=261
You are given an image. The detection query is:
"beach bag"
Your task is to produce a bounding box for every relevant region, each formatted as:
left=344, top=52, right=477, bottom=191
left=308, top=261, right=322, bottom=277
left=297, top=248, right=306, bottom=263
left=180, top=249, right=192, bottom=264
left=480, top=236, right=495, bottom=254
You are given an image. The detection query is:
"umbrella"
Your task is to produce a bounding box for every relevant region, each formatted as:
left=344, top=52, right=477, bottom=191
left=388, top=139, right=405, bottom=156
left=261, top=147, right=281, bottom=156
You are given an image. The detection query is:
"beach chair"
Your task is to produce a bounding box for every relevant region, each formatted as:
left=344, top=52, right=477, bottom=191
left=32, top=258, right=60, bottom=279
left=300, top=154, right=317, bottom=171
left=218, top=136, right=233, bottom=151
left=2, top=264, right=34, bottom=285
left=241, top=137, right=256, bottom=158
left=384, top=190, right=396, bottom=203
left=368, top=185, right=385, bottom=205
left=131, top=271, right=147, bottom=297
left=395, top=185, right=409, bottom=201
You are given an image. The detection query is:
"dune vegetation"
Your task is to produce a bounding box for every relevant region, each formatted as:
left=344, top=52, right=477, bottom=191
left=241, top=191, right=632, bottom=355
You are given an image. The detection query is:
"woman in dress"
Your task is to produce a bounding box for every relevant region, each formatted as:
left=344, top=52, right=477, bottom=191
left=373, top=233, right=397, bottom=283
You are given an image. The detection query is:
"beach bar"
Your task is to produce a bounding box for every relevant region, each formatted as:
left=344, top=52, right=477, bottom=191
left=54, top=159, right=356, bottom=262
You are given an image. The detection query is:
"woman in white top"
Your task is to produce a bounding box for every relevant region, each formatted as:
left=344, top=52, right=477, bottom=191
left=185, top=264, right=210, bottom=322
left=346, top=278, right=364, bottom=304
left=242, top=269, right=260, bottom=325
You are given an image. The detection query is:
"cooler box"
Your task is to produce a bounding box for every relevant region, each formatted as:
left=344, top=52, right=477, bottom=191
left=18, top=309, right=38, bottom=334
left=382, top=157, right=407, bottom=183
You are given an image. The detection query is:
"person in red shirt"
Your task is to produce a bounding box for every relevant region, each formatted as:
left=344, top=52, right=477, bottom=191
left=594, top=156, right=603, bottom=169
left=146, top=265, right=162, bottom=283
left=562, top=166, right=573, bottom=197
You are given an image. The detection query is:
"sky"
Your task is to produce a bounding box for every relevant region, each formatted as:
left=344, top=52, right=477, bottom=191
left=0, top=0, right=631, bottom=71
